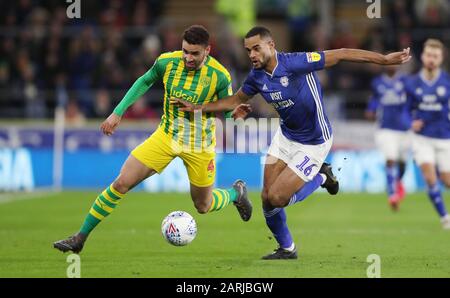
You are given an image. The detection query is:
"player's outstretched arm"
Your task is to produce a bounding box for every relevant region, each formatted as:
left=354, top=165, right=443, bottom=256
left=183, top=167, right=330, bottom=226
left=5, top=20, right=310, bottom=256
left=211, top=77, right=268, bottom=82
left=324, top=48, right=412, bottom=67
left=100, top=65, right=159, bottom=136
left=171, top=88, right=252, bottom=118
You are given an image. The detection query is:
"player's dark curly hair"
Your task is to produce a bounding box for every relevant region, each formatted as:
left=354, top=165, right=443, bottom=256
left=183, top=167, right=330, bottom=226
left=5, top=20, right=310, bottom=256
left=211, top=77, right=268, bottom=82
left=183, top=25, right=210, bottom=47
left=245, top=26, right=272, bottom=39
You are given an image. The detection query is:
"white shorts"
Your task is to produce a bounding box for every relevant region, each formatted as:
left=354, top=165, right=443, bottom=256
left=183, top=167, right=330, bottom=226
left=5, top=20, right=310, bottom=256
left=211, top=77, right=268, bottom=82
left=412, top=134, right=450, bottom=172
left=267, top=128, right=333, bottom=182
left=375, top=129, right=411, bottom=162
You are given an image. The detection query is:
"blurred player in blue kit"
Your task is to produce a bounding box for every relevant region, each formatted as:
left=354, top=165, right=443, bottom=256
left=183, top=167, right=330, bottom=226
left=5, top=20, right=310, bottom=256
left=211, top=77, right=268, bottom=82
left=404, top=39, right=450, bottom=229
left=365, top=65, right=411, bottom=211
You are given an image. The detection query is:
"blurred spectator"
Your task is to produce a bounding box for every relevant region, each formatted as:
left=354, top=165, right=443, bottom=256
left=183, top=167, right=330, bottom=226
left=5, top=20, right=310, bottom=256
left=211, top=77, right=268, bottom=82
left=65, top=99, right=86, bottom=127
left=330, top=21, right=358, bottom=50
left=388, top=0, right=415, bottom=30
left=414, top=0, right=450, bottom=27
left=216, top=0, right=256, bottom=37
left=123, top=98, right=158, bottom=120
left=21, top=62, right=46, bottom=118
left=160, top=23, right=180, bottom=52
left=94, top=89, right=112, bottom=118
left=67, top=26, right=101, bottom=117
left=0, top=0, right=448, bottom=121
left=141, top=34, right=162, bottom=66
left=287, top=0, right=316, bottom=52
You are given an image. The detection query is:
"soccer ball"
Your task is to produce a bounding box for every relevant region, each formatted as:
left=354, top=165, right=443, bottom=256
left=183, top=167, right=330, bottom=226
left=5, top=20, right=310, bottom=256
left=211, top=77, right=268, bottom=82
left=161, top=211, right=197, bottom=246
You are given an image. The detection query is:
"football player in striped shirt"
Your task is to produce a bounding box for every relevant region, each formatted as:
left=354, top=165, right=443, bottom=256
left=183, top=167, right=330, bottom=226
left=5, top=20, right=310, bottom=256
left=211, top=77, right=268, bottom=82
left=53, top=25, right=252, bottom=254
left=173, top=26, right=411, bottom=259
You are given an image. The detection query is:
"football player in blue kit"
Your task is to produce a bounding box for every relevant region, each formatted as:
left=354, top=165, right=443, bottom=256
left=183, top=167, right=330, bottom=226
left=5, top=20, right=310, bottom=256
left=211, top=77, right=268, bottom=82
left=365, top=65, right=411, bottom=211
left=172, top=26, right=412, bottom=259
left=404, top=39, right=450, bottom=230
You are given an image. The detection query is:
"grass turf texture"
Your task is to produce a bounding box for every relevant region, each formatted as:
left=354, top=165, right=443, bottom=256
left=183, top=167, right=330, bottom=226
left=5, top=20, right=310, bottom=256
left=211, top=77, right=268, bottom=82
left=0, top=191, right=449, bottom=277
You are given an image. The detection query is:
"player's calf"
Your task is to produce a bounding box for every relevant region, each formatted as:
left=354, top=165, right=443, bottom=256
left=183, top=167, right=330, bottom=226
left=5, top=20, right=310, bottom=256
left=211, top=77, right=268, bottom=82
left=440, top=173, right=450, bottom=188
left=193, top=201, right=210, bottom=214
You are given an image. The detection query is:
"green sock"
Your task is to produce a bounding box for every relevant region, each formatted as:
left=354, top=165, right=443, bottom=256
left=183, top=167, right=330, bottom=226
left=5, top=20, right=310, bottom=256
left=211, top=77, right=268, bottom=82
left=208, top=188, right=238, bottom=212
left=79, top=184, right=124, bottom=235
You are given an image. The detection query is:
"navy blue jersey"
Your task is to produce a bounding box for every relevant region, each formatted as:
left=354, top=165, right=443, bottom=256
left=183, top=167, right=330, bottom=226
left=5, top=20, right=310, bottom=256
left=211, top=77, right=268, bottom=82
left=366, top=74, right=411, bottom=131
left=242, top=51, right=332, bottom=145
left=404, top=70, right=450, bottom=139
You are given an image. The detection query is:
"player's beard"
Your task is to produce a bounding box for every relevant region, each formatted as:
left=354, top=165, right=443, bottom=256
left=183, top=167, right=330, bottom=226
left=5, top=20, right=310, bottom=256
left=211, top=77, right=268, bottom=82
left=422, top=63, right=440, bottom=77
left=424, top=63, right=438, bottom=72
left=184, top=55, right=206, bottom=71
left=252, top=55, right=269, bottom=70
left=184, top=60, right=197, bottom=70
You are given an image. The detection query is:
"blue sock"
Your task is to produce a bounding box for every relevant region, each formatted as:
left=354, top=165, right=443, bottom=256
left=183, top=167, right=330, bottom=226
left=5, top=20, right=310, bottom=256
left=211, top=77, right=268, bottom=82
left=288, top=174, right=324, bottom=205
left=386, top=165, right=397, bottom=197
left=263, top=207, right=293, bottom=249
left=427, top=183, right=448, bottom=218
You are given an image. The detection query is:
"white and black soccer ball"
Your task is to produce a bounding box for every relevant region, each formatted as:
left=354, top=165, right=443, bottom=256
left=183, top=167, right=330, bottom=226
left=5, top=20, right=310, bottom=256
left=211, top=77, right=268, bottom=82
left=161, top=211, right=197, bottom=246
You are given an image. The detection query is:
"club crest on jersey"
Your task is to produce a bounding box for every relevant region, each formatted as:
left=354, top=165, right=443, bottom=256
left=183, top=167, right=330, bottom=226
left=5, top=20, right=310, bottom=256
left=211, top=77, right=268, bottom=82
left=307, top=52, right=321, bottom=63
left=280, top=76, right=289, bottom=87
left=199, top=76, right=211, bottom=87
left=437, top=86, right=446, bottom=97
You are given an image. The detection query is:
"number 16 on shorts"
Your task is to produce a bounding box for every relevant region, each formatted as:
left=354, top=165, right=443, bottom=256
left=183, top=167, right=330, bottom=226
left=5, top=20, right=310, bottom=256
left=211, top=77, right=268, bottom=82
left=296, top=156, right=317, bottom=177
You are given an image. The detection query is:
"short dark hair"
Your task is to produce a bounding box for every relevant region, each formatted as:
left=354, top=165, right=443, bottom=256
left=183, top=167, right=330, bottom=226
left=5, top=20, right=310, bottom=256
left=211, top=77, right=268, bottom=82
left=182, top=25, right=210, bottom=46
left=245, top=26, right=272, bottom=39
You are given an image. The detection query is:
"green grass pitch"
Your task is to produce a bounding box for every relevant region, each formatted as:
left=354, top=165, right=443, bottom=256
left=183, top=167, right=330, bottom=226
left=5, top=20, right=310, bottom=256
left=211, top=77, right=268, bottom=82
left=1, top=191, right=449, bottom=277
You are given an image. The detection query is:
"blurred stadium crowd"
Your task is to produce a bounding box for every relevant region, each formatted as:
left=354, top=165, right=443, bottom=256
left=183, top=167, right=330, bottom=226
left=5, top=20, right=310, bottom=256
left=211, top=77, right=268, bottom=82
left=0, top=0, right=448, bottom=123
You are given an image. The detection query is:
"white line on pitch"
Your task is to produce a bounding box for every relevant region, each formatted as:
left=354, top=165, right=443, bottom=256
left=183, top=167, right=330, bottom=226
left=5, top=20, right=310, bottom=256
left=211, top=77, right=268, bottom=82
left=0, top=190, right=59, bottom=204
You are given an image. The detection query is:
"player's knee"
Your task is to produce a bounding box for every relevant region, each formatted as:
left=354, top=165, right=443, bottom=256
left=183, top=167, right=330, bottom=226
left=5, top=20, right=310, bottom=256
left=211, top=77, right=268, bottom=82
left=267, top=190, right=288, bottom=208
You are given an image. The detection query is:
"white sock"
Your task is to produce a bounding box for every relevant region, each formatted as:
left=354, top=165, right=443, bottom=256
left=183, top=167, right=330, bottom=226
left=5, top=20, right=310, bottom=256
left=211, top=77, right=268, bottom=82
left=320, top=173, right=327, bottom=185
left=283, top=243, right=296, bottom=252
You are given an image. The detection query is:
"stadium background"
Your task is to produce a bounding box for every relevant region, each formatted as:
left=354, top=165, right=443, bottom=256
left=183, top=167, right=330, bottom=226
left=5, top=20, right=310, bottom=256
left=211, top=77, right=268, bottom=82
left=1, top=0, right=450, bottom=279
